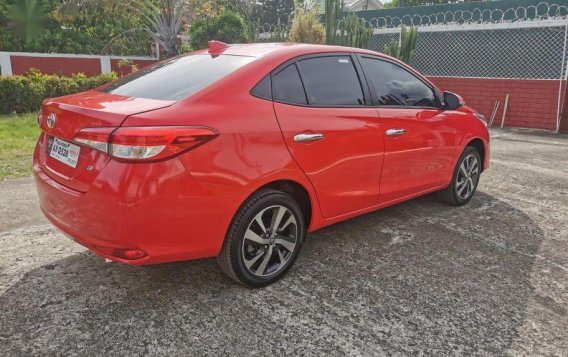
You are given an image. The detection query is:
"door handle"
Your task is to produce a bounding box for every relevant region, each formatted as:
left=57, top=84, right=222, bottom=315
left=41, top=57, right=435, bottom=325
left=386, top=128, right=406, bottom=137
left=294, top=133, right=324, bottom=142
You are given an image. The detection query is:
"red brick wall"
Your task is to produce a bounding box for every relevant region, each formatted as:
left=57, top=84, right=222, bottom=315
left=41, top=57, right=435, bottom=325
left=428, top=76, right=564, bottom=131
left=10, top=56, right=102, bottom=76
left=110, top=59, right=158, bottom=76
left=8, top=55, right=158, bottom=77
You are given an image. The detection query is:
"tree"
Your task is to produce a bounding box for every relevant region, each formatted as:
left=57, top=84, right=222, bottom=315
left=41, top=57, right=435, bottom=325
left=256, top=0, right=294, bottom=25
left=0, top=0, right=152, bottom=55
left=4, top=0, right=49, bottom=46
left=58, top=0, right=194, bottom=57
left=189, top=11, right=247, bottom=49
left=0, top=2, right=7, bottom=50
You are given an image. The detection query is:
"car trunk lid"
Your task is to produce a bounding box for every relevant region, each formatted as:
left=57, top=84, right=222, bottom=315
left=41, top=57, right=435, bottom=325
left=38, top=91, right=174, bottom=192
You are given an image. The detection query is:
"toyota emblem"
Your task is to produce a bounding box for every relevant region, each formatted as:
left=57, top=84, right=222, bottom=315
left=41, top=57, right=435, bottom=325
left=47, top=113, right=56, bottom=129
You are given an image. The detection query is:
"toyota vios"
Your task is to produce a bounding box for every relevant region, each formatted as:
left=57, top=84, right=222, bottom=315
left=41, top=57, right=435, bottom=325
left=34, top=42, right=489, bottom=287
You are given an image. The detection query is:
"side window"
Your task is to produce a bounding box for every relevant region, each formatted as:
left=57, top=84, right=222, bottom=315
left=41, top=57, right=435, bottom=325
left=297, top=56, right=365, bottom=106
left=362, top=58, right=437, bottom=107
left=251, top=75, right=271, bottom=100
left=273, top=64, right=307, bottom=105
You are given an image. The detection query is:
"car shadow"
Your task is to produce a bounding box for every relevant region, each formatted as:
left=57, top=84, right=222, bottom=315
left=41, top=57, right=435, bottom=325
left=0, top=192, right=544, bottom=356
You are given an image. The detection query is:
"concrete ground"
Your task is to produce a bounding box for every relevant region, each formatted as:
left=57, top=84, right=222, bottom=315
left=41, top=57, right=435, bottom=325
left=0, top=129, right=567, bottom=356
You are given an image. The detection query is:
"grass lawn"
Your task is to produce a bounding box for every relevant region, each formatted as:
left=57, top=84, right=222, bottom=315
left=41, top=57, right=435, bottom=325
left=0, top=113, right=39, bottom=180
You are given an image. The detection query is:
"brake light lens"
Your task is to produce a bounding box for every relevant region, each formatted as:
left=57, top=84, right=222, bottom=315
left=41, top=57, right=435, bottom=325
left=74, top=127, right=114, bottom=153
left=73, top=126, right=218, bottom=162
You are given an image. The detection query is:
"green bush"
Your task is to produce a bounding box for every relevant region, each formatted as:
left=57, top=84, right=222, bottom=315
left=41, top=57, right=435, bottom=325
left=189, top=11, right=248, bottom=50
left=0, top=70, right=117, bottom=115
left=289, top=8, right=326, bottom=45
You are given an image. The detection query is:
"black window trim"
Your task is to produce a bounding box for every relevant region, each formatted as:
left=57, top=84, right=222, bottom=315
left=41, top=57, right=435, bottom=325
left=356, top=54, right=443, bottom=110
left=266, top=52, right=373, bottom=109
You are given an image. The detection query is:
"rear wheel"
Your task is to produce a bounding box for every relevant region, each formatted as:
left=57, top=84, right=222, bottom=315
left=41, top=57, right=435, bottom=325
left=217, top=189, right=305, bottom=287
left=438, top=146, right=481, bottom=206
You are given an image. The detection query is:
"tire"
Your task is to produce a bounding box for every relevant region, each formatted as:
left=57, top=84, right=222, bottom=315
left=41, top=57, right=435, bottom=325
left=217, top=188, right=305, bottom=287
left=438, top=146, right=482, bottom=206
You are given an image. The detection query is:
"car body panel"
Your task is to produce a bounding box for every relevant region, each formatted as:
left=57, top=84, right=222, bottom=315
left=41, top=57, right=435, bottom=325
left=273, top=103, right=384, bottom=218
left=378, top=107, right=458, bottom=202
left=38, top=93, right=173, bottom=192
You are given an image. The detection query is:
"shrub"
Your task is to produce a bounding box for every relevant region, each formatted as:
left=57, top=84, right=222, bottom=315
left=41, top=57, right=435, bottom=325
left=289, top=9, right=325, bottom=45
left=189, top=11, right=248, bottom=50
left=0, top=70, right=117, bottom=115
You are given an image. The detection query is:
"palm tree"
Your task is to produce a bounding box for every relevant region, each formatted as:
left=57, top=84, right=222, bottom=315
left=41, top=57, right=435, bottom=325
left=5, top=0, right=49, bottom=46
left=58, top=0, right=192, bottom=57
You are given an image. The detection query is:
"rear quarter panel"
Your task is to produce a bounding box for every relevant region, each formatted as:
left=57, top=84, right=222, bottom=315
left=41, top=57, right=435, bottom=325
left=121, top=63, right=324, bottom=235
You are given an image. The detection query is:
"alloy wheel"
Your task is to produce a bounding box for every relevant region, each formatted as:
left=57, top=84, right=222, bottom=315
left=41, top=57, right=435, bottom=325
left=456, top=154, right=479, bottom=200
left=241, top=205, right=298, bottom=277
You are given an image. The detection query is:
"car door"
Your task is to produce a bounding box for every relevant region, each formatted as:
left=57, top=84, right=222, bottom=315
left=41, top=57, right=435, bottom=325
left=359, top=56, right=458, bottom=203
left=272, top=54, right=385, bottom=218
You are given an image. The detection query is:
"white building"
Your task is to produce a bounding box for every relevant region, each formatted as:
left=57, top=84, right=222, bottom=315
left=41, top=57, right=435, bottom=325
left=314, top=0, right=383, bottom=12
left=344, top=0, right=383, bottom=12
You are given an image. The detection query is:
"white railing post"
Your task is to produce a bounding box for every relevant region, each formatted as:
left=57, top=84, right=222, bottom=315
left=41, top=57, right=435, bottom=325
left=0, top=52, right=13, bottom=76
left=100, top=56, right=112, bottom=74
left=556, top=20, right=568, bottom=132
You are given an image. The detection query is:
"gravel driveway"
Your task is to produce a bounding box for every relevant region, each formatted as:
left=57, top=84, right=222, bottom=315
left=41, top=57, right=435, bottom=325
left=1, top=129, right=567, bottom=356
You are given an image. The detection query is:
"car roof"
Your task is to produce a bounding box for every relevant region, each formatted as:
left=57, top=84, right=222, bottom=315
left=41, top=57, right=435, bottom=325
left=193, top=42, right=387, bottom=59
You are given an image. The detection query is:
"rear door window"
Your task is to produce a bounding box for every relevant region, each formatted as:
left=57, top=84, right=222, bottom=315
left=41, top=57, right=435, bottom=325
left=273, top=64, right=308, bottom=105
left=362, top=57, right=438, bottom=107
left=297, top=56, right=365, bottom=106
left=101, top=54, right=255, bottom=101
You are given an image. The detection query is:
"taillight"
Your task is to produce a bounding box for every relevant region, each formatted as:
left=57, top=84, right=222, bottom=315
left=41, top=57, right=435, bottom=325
left=73, top=126, right=218, bottom=162
left=74, top=127, right=114, bottom=153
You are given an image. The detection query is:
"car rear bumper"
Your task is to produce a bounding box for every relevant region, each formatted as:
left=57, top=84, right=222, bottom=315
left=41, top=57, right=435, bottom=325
left=33, top=144, right=239, bottom=265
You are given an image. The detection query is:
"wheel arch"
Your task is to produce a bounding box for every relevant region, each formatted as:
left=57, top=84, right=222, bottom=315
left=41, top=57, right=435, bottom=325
left=255, top=180, right=313, bottom=232
left=466, top=138, right=486, bottom=172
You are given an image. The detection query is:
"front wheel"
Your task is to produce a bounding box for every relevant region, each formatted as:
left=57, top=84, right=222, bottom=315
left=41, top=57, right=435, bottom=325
left=438, top=146, right=481, bottom=206
left=217, top=189, right=305, bottom=287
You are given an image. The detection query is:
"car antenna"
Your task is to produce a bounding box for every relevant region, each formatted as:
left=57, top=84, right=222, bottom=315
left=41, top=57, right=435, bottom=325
left=208, top=41, right=229, bottom=56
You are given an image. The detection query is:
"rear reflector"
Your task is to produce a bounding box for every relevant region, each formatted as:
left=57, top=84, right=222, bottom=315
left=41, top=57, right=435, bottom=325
left=73, top=126, right=218, bottom=162
left=96, top=246, right=147, bottom=260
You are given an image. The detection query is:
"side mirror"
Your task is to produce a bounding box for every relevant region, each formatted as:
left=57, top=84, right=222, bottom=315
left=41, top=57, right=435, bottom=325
left=443, top=91, right=464, bottom=110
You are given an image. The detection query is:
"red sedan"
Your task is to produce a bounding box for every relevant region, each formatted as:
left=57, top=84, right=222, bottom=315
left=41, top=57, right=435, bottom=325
left=34, top=42, right=489, bottom=287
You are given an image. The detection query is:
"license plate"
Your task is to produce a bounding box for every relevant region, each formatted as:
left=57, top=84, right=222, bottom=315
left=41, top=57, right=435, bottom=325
left=49, top=137, right=81, bottom=168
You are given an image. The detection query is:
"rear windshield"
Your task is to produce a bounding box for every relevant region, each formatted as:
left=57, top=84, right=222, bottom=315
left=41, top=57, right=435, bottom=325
left=100, top=54, right=255, bottom=101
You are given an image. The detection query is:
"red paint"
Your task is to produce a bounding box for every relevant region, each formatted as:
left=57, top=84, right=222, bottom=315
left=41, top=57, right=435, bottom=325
left=274, top=105, right=384, bottom=218
left=208, top=40, right=230, bottom=55
left=34, top=43, right=490, bottom=265
left=429, top=76, right=564, bottom=131
left=11, top=56, right=101, bottom=76
left=8, top=54, right=157, bottom=76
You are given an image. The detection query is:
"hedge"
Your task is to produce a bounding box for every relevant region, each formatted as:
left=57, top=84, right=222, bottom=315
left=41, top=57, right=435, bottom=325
left=0, top=69, right=118, bottom=115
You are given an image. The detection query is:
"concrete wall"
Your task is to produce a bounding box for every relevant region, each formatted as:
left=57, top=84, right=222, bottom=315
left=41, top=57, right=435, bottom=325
left=0, top=52, right=158, bottom=77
